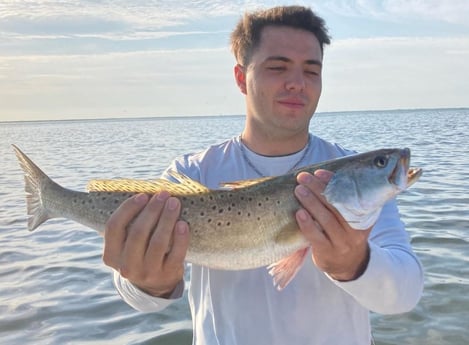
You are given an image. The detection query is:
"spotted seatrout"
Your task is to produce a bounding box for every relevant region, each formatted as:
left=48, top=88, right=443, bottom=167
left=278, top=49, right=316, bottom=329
left=13, top=145, right=422, bottom=289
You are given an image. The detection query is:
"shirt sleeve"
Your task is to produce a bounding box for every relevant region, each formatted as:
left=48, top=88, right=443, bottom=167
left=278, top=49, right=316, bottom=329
left=331, top=200, right=424, bottom=314
left=113, top=270, right=185, bottom=313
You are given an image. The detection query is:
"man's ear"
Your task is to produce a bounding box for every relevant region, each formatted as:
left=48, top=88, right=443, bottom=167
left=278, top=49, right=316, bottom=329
left=234, top=64, right=247, bottom=95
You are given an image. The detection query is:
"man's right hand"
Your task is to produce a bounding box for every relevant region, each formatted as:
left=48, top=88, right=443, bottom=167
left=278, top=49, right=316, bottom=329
left=102, top=191, right=190, bottom=298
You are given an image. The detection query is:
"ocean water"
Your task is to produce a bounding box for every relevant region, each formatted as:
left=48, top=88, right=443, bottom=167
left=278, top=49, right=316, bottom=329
left=0, top=108, right=468, bottom=344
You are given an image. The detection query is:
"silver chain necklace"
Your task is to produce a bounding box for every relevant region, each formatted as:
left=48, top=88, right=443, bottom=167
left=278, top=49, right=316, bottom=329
left=238, top=134, right=312, bottom=177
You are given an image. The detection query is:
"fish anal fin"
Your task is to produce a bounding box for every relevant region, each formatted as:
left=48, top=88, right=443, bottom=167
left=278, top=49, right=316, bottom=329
left=268, top=247, right=309, bottom=291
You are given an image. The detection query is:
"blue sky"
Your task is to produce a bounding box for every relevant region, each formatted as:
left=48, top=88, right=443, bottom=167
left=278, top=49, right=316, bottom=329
left=1, top=0, right=468, bottom=121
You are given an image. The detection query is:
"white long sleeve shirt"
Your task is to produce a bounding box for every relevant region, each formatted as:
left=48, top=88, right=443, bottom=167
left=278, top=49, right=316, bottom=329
left=114, top=135, right=424, bottom=345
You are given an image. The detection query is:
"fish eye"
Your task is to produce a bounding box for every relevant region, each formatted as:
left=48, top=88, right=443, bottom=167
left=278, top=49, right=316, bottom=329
left=374, top=156, right=388, bottom=168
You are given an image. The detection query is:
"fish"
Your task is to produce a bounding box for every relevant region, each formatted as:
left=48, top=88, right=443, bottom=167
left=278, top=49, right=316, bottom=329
left=12, top=145, right=422, bottom=290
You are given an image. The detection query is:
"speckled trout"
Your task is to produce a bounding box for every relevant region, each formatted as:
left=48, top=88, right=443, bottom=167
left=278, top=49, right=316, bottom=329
left=13, top=145, right=421, bottom=289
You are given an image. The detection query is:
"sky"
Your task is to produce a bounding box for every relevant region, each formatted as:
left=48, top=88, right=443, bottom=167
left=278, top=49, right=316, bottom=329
left=0, top=0, right=468, bottom=122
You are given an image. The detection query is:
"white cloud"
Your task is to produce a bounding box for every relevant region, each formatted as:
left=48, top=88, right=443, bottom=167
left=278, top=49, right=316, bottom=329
left=322, top=0, right=469, bottom=25
left=320, top=36, right=469, bottom=111
left=383, top=0, right=469, bottom=25
left=0, top=47, right=242, bottom=121
left=0, top=1, right=468, bottom=121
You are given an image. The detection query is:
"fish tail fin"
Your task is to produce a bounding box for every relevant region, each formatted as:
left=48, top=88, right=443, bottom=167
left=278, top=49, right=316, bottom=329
left=12, top=145, right=54, bottom=231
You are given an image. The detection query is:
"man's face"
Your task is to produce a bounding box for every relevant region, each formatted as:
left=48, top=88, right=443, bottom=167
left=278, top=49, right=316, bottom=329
left=238, top=25, right=323, bottom=138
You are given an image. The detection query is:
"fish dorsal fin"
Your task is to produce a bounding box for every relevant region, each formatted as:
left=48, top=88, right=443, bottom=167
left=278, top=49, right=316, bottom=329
left=219, top=176, right=274, bottom=189
left=87, top=171, right=209, bottom=195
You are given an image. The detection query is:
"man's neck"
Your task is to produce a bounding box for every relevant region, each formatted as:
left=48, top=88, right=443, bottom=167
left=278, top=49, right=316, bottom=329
left=240, top=128, right=310, bottom=156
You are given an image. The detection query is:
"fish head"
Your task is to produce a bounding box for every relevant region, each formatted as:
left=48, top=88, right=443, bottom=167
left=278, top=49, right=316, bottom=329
left=323, top=148, right=422, bottom=230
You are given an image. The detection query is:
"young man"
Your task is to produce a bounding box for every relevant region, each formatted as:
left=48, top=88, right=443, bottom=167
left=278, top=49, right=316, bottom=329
left=103, top=6, right=423, bottom=345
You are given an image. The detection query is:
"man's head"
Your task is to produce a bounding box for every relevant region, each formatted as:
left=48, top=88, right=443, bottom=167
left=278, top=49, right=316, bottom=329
left=230, top=6, right=331, bottom=67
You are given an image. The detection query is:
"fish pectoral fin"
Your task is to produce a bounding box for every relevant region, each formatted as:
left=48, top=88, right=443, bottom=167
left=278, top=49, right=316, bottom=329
left=87, top=174, right=210, bottom=195
left=268, top=247, right=309, bottom=290
left=219, top=176, right=274, bottom=189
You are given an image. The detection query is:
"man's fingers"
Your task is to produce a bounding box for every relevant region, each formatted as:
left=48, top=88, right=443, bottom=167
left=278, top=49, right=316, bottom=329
left=295, top=173, right=344, bottom=243
left=313, top=169, right=334, bottom=183
left=147, top=196, right=182, bottom=262
left=164, top=221, right=190, bottom=270
left=103, top=193, right=149, bottom=269
left=295, top=208, right=327, bottom=243
left=122, top=192, right=170, bottom=270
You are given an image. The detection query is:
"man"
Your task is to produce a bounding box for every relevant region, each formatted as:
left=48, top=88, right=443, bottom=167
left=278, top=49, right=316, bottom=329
left=103, top=6, right=423, bottom=345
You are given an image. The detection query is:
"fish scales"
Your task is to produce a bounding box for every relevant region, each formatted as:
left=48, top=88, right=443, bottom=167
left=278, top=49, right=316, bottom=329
left=179, top=176, right=306, bottom=269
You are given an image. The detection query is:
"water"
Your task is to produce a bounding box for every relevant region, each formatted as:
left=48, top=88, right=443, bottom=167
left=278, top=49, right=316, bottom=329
left=0, top=109, right=468, bottom=344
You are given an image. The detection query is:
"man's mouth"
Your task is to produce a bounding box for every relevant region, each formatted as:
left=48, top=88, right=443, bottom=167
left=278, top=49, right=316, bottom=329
left=277, top=98, right=305, bottom=109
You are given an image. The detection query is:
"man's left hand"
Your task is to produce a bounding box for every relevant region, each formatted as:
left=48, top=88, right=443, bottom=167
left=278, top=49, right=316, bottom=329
left=294, top=170, right=371, bottom=281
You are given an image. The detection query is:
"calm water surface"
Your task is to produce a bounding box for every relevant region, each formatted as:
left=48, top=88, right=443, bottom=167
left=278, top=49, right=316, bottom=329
left=0, top=109, right=468, bottom=344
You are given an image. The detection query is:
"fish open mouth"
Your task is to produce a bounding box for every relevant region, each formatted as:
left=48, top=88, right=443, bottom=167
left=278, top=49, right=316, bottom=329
left=407, top=167, right=423, bottom=187
left=388, top=149, right=422, bottom=189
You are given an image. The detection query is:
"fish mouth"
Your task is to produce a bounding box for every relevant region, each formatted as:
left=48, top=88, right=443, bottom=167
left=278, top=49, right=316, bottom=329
left=407, top=167, right=423, bottom=187
left=388, top=148, right=422, bottom=189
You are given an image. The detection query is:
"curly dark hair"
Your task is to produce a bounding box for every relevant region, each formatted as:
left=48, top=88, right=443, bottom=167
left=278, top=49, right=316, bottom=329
left=230, top=6, right=331, bottom=66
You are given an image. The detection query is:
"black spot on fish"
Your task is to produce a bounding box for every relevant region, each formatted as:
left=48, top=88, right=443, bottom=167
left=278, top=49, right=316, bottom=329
left=226, top=222, right=231, bottom=226
left=237, top=211, right=242, bottom=215
left=200, top=197, right=205, bottom=202
left=257, top=217, right=261, bottom=221
left=265, top=197, right=269, bottom=201
left=208, top=218, right=212, bottom=223
left=228, top=207, right=232, bottom=211
left=212, top=205, right=217, bottom=210
left=258, top=202, right=262, bottom=207
left=217, top=221, right=222, bottom=226
left=200, top=211, right=205, bottom=216
left=218, top=209, right=223, bottom=213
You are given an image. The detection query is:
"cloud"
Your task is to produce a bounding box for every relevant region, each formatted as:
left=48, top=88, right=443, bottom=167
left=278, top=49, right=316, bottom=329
left=320, top=35, right=469, bottom=111
left=0, top=0, right=254, bottom=56
left=0, top=1, right=468, bottom=120
left=383, top=0, right=469, bottom=25
left=322, top=0, right=469, bottom=26
left=0, top=47, right=242, bottom=120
